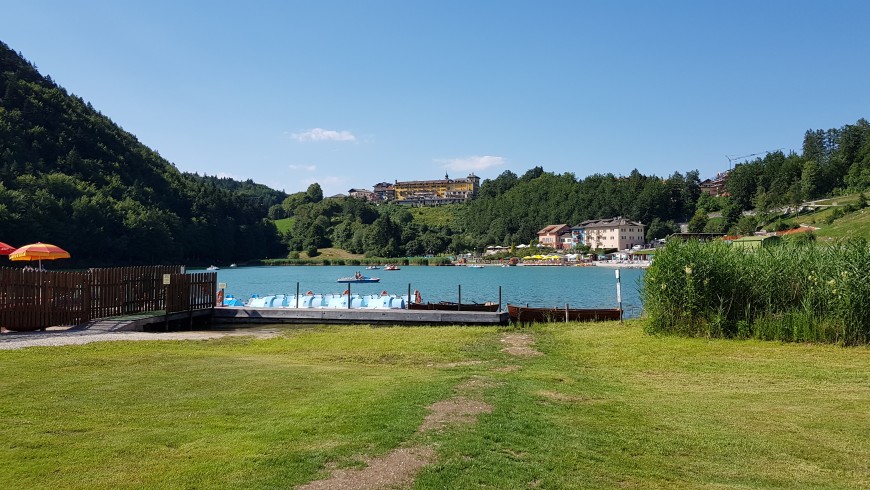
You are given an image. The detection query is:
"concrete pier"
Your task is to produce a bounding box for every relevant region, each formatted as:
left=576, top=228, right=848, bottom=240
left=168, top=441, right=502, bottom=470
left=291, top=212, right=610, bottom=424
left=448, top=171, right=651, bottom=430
left=212, top=307, right=509, bottom=326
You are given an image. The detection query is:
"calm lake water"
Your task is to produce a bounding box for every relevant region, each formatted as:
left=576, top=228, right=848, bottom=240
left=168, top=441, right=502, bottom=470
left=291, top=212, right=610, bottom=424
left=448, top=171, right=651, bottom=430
left=211, top=265, right=646, bottom=318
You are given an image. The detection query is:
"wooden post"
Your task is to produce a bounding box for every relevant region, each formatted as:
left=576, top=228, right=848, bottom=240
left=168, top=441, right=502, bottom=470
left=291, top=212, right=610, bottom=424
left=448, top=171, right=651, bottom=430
left=408, top=283, right=411, bottom=305
left=615, top=269, right=623, bottom=323
left=163, top=273, right=169, bottom=332
left=498, top=286, right=502, bottom=312
left=458, top=284, right=461, bottom=311
left=565, top=303, right=569, bottom=322
left=296, top=282, right=300, bottom=308
left=348, top=282, right=351, bottom=309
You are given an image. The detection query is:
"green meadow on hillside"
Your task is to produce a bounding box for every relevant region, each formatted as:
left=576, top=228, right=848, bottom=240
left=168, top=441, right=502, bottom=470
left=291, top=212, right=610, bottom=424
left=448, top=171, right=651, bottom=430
left=273, top=217, right=295, bottom=235
left=2, top=323, right=869, bottom=489
left=760, top=192, right=870, bottom=241
left=409, top=205, right=460, bottom=229
left=814, top=207, right=870, bottom=241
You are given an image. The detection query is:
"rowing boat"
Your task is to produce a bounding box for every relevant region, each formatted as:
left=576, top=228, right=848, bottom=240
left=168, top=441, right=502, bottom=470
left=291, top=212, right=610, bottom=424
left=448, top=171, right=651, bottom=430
left=507, top=304, right=621, bottom=323
left=408, top=301, right=499, bottom=312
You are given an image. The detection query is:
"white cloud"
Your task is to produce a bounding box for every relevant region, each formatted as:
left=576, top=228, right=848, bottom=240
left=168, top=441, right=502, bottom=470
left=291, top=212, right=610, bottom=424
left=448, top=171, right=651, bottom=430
left=291, top=128, right=356, bottom=142
left=438, top=155, right=506, bottom=171
left=289, top=164, right=317, bottom=171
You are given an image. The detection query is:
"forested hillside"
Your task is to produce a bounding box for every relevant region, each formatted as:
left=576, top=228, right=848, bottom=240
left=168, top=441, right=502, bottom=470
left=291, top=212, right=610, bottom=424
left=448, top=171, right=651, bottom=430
left=0, top=42, right=285, bottom=265
left=275, top=168, right=699, bottom=258
left=725, top=120, right=870, bottom=211
left=460, top=167, right=700, bottom=248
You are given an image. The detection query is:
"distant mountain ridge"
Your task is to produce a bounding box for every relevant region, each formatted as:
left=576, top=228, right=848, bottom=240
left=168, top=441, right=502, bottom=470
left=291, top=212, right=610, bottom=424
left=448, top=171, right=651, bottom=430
left=0, top=41, right=286, bottom=265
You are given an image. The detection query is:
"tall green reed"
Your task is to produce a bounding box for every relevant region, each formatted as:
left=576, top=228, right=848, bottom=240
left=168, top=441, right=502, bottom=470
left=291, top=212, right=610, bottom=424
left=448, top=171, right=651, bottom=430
left=643, top=239, right=870, bottom=345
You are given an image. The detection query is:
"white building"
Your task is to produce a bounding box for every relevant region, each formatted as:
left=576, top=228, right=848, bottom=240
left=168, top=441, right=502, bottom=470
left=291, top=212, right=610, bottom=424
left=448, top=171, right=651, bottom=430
left=578, top=217, right=645, bottom=250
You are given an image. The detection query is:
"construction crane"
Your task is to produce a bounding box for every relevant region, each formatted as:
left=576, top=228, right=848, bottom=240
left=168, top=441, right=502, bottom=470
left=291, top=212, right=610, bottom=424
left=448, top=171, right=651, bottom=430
left=725, top=148, right=785, bottom=169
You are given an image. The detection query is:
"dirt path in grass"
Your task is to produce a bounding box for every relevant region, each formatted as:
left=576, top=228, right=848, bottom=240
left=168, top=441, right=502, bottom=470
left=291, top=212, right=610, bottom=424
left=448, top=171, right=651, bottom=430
left=297, top=331, right=539, bottom=490
left=296, top=446, right=437, bottom=490
left=0, top=327, right=282, bottom=350
left=500, top=332, right=543, bottom=357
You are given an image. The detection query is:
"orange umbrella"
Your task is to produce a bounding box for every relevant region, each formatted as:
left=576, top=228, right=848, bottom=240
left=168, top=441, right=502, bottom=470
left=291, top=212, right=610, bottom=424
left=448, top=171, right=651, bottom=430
left=0, top=242, right=15, bottom=255
left=9, top=242, right=71, bottom=269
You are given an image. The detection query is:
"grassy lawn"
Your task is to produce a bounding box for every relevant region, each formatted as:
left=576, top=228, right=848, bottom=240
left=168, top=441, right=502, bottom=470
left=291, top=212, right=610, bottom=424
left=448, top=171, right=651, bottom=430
left=2, top=323, right=869, bottom=489
left=815, top=208, right=870, bottom=240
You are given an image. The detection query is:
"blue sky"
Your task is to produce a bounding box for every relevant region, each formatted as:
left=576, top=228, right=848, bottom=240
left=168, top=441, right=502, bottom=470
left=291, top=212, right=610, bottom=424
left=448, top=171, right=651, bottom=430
left=4, top=1, right=869, bottom=197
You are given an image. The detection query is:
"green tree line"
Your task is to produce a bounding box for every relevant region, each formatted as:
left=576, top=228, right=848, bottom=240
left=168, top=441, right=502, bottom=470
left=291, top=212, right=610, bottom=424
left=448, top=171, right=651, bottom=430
left=725, top=120, right=870, bottom=213
left=459, top=167, right=700, bottom=248
left=686, top=118, right=870, bottom=235
left=278, top=184, right=454, bottom=258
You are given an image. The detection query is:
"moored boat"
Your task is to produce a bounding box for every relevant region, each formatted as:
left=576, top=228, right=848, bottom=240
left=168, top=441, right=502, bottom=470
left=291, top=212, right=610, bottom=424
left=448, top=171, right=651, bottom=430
left=507, top=304, right=621, bottom=323
left=383, top=264, right=400, bottom=271
left=409, top=301, right=499, bottom=312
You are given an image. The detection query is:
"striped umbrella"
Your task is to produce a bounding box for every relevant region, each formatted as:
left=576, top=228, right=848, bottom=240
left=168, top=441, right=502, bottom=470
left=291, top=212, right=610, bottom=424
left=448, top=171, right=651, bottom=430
left=0, top=242, right=15, bottom=255
left=9, top=242, right=71, bottom=270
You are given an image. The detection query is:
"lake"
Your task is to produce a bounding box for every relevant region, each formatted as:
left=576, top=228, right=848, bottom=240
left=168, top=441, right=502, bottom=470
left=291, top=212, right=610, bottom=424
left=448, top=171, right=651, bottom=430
left=212, top=265, right=646, bottom=318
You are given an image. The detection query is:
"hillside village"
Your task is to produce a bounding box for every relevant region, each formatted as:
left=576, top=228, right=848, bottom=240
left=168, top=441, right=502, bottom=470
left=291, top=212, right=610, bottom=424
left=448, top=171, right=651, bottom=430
left=347, top=173, right=481, bottom=205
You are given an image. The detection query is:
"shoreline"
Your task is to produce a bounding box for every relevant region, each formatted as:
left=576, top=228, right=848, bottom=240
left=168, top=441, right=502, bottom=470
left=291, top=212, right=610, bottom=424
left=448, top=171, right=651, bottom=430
left=592, top=261, right=650, bottom=269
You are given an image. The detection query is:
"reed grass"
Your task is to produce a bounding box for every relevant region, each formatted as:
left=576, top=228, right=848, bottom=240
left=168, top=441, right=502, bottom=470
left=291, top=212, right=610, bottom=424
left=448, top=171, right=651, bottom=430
left=643, top=239, right=870, bottom=344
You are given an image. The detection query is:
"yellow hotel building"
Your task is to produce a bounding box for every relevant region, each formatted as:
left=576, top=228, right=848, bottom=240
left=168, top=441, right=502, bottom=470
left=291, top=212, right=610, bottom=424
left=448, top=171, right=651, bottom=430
left=393, top=173, right=480, bottom=204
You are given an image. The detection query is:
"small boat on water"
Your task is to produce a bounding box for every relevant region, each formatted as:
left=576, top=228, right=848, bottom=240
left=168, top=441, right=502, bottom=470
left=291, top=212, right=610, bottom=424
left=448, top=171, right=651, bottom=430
left=207, top=265, right=220, bottom=271
left=383, top=264, right=400, bottom=271
left=409, top=301, right=499, bottom=312
left=366, top=266, right=380, bottom=270
left=507, top=304, right=621, bottom=323
left=467, top=264, right=484, bottom=268
left=337, top=276, right=380, bottom=283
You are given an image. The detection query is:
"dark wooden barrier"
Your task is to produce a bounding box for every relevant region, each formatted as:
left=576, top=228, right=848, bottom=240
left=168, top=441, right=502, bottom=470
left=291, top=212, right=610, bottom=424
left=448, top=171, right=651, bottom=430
left=88, top=266, right=184, bottom=318
left=0, top=266, right=215, bottom=332
left=0, top=269, right=90, bottom=332
left=166, top=272, right=217, bottom=314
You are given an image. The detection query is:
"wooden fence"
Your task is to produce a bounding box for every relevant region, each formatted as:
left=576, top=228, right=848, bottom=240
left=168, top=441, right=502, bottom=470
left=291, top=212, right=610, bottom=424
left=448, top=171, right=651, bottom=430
left=88, top=266, right=183, bottom=318
left=0, top=269, right=90, bottom=332
left=166, top=272, right=216, bottom=314
left=0, top=266, right=216, bottom=331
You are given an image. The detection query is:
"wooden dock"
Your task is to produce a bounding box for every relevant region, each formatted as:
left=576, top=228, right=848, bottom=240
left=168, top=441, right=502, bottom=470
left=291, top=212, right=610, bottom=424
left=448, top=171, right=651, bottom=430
left=73, top=310, right=214, bottom=332
left=212, top=307, right=510, bottom=326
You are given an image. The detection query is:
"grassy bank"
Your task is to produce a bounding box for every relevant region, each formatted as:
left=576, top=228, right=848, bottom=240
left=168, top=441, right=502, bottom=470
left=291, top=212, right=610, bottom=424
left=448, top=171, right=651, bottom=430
left=2, top=324, right=870, bottom=488
left=643, top=239, right=870, bottom=344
